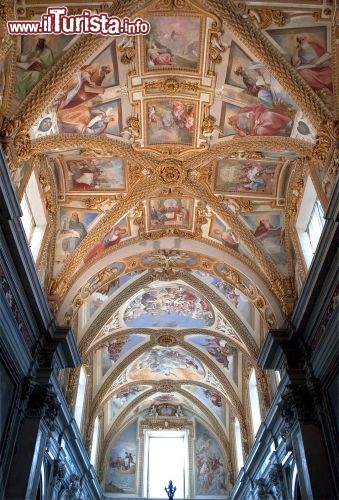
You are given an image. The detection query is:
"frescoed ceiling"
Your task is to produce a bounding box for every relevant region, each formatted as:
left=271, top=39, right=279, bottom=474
left=0, top=0, right=337, bottom=488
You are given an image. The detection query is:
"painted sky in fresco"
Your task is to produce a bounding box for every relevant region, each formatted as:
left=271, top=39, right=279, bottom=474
left=184, top=385, right=223, bottom=419
left=100, top=334, right=146, bottom=376
left=128, top=347, right=205, bottom=381
left=192, top=270, right=252, bottom=323
left=123, top=285, right=215, bottom=328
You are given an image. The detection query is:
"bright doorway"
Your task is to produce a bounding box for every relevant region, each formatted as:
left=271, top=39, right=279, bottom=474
left=144, top=430, right=188, bottom=498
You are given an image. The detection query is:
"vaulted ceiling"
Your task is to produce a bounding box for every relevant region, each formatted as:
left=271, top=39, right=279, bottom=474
left=0, top=0, right=337, bottom=490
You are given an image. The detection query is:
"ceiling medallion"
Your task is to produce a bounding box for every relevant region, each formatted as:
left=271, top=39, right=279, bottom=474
left=164, top=78, right=180, bottom=94
left=156, top=160, right=186, bottom=185
left=156, top=380, right=176, bottom=393
left=157, top=334, right=177, bottom=347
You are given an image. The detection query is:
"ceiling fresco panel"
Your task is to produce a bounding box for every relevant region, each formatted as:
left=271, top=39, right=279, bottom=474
left=127, top=347, right=205, bottom=382
left=188, top=335, right=238, bottom=384
left=148, top=196, right=193, bottom=231
left=192, top=270, right=253, bottom=324
left=83, top=215, right=131, bottom=264
left=122, top=284, right=215, bottom=328
left=54, top=207, right=99, bottom=275
left=87, top=270, right=140, bottom=320
left=213, top=158, right=282, bottom=197
left=143, top=15, right=203, bottom=72
left=98, top=334, right=146, bottom=377
left=242, top=211, right=288, bottom=274
left=184, top=385, right=224, bottom=420
left=60, top=155, right=126, bottom=192
left=146, top=99, right=197, bottom=145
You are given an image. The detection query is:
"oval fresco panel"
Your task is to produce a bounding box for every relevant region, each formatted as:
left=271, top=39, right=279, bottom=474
left=123, top=284, right=214, bottom=328
left=128, top=347, right=205, bottom=381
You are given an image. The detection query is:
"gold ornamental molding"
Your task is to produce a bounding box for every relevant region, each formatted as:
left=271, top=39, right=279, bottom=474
left=311, top=119, right=339, bottom=162
left=155, top=159, right=187, bottom=185
left=144, top=78, right=200, bottom=94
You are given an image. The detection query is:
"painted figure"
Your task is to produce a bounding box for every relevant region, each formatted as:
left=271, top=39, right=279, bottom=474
left=213, top=228, right=240, bottom=250
left=58, top=63, right=112, bottom=109
left=147, top=42, right=175, bottom=67
left=57, top=104, right=116, bottom=135
left=84, top=225, right=127, bottom=263
left=228, top=104, right=292, bottom=137
left=15, top=38, right=54, bottom=100
left=291, top=34, right=332, bottom=95
left=59, top=212, right=87, bottom=257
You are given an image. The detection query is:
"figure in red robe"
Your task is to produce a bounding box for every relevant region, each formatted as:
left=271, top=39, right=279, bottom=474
left=291, top=34, right=332, bottom=95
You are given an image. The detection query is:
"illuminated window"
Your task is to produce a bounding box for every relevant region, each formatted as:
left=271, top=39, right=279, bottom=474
left=20, top=172, right=47, bottom=261
left=234, top=418, right=243, bottom=473
left=249, top=370, right=261, bottom=437
left=90, top=416, right=100, bottom=467
left=143, top=430, right=188, bottom=498
left=20, top=192, right=36, bottom=242
left=74, top=367, right=86, bottom=431
left=296, top=177, right=325, bottom=268
left=306, top=199, right=325, bottom=253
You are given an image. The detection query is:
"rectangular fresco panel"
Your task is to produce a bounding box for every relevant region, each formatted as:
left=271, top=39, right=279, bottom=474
left=105, top=421, right=137, bottom=494
left=225, top=41, right=297, bottom=112
left=214, top=159, right=280, bottom=195
left=146, top=100, right=196, bottom=145
left=145, top=16, right=201, bottom=71
left=148, top=197, right=193, bottom=230
left=62, top=155, right=126, bottom=191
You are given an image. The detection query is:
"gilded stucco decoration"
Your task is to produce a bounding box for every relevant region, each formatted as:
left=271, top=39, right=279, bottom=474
left=0, top=0, right=337, bottom=494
